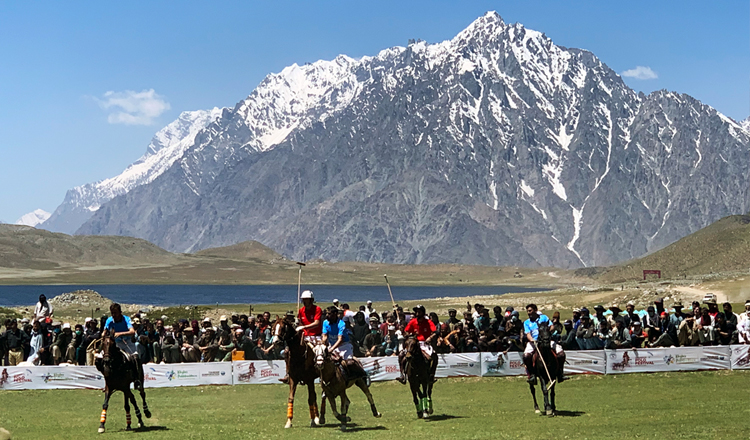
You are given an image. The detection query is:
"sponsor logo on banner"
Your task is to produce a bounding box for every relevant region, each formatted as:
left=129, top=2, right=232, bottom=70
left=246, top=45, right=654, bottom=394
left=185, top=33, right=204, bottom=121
left=238, top=363, right=257, bottom=383
left=735, top=347, right=750, bottom=367
left=200, top=370, right=227, bottom=378
left=1, top=368, right=33, bottom=387
left=366, top=359, right=382, bottom=378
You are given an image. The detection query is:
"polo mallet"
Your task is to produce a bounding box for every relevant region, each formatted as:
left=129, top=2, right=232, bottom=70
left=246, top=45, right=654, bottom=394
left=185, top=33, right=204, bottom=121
left=531, top=341, right=556, bottom=391
left=296, top=262, right=306, bottom=312
left=384, top=274, right=396, bottom=309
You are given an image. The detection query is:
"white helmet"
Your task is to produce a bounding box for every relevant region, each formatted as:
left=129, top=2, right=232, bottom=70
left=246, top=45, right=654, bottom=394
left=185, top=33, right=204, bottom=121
left=301, top=290, right=314, bottom=300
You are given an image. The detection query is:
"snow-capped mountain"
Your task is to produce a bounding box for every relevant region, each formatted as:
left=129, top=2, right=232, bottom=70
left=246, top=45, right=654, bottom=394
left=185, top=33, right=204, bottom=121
left=42, top=108, right=224, bottom=234
left=15, top=209, right=51, bottom=227
left=741, top=116, right=750, bottom=134
left=78, top=12, right=750, bottom=268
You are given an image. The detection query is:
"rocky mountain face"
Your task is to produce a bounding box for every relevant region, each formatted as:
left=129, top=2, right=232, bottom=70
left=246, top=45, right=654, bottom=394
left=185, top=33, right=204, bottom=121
left=42, top=108, right=224, bottom=234
left=77, top=12, right=750, bottom=268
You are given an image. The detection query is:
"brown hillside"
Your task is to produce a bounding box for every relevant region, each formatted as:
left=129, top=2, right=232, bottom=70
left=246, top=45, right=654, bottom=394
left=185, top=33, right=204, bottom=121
left=193, top=241, right=284, bottom=262
left=589, top=214, right=750, bottom=283
left=0, top=224, right=180, bottom=269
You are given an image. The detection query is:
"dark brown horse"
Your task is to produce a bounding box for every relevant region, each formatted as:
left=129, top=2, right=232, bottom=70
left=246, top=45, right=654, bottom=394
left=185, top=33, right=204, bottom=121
left=312, top=344, right=381, bottom=431
left=273, top=317, right=321, bottom=428
left=94, top=336, right=151, bottom=433
left=402, top=337, right=435, bottom=419
left=529, top=324, right=558, bottom=416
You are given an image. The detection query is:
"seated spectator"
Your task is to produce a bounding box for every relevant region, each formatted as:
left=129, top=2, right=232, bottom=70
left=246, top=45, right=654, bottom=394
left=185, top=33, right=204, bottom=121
left=643, top=306, right=659, bottom=341
left=217, top=331, right=235, bottom=361
left=161, top=326, right=182, bottom=363
left=52, top=323, right=74, bottom=364
left=607, top=318, right=631, bottom=349
left=576, top=315, right=597, bottom=350
left=363, top=317, right=384, bottom=357
left=561, top=320, right=579, bottom=351
left=715, top=313, right=737, bottom=345
left=490, top=306, right=505, bottom=334
left=445, top=308, right=461, bottom=331
left=592, top=305, right=607, bottom=327
left=137, top=334, right=152, bottom=364
left=593, top=320, right=609, bottom=349
left=550, top=312, right=563, bottom=340
left=607, top=305, right=623, bottom=328
left=738, top=301, right=750, bottom=344
left=383, top=325, right=399, bottom=356
left=650, top=312, right=677, bottom=347
left=181, top=327, right=200, bottom=362
left=696, top=307, right=716, bottom=345
left=197, top=327, right=219, bottom=362
left=678, top=312, right=700, bottom=346
left=474, top=309, right=490, bottom=333
left=671, top=302, right=686, bottom=327
left=630, top=321, right=646, bottom=348
left=723, top=303, right=738, bottom=327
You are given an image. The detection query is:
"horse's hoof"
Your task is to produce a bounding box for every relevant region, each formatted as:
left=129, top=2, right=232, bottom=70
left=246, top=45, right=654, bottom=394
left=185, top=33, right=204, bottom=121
left=98, top=428, right=105, bottom=434
left=126, top=426, right=132, bottom=431
left=318, top=417, right=325, bottom=425
left=137, top=422, right=143, bottom=429
left=284, top=420, right=292, bottom=429
left=346, top=416, right=351, bottom=423
left=144, top=410, right=151, bottom=419
left=535, top=409, right=541, bottom=414
left=374, top=412, right=382, bottom=418
left=340, top=425, right=347, bottom=432
left=546, top=410, right=554, bottom=416
left=417, top=411, right=423, bottom=419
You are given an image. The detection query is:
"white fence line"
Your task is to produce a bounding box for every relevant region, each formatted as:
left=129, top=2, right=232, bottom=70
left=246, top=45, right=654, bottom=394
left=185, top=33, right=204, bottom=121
left=1, top=347, right=748, bottom=390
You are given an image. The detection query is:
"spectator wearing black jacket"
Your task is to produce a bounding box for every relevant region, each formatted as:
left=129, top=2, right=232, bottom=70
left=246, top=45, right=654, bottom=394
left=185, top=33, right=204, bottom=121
left=3, top=320, right=29, bottom=366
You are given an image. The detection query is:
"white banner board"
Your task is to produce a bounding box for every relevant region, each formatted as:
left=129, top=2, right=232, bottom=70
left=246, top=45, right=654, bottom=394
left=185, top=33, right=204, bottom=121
left=232, top=360, right=286, bottom=385
left=479, top=351, right=606, bottom=377
left=605, top=346, right=731, bottom=374
left=480, top=352, right=525, bottom=377
left=566, top=350, right=607, bottom=375
left=361, top=356, right=400, bottom=382
left=730, top=345, right=750, bottom=370
left=0, top=365, right=105, bottom=390
left=143, top=363, right=232, bottom=388
left=436, top=353, right=481, bottom=378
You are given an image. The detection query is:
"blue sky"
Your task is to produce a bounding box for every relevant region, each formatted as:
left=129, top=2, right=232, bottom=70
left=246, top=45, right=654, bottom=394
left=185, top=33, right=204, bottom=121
left=0, top=1, right=748, bottom=224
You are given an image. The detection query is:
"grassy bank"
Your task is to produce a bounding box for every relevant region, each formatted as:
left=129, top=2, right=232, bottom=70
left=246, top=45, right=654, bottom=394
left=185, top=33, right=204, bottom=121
left=1, top=371, right=749, bottom=439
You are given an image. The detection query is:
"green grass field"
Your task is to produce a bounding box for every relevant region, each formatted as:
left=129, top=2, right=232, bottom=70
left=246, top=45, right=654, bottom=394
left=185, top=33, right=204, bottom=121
left=1, top=371, right=749, bottom=439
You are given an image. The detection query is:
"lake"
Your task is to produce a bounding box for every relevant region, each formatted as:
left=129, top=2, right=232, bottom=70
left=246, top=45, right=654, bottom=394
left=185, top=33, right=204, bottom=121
left=0, top=284, right=545, bottom=307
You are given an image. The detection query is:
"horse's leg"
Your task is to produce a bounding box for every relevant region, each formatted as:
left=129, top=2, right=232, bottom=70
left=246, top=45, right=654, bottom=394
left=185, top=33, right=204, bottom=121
left=137, top=371, right=151, bottom=419
left=425, top=378, right=434, bottom=415
left=421, top=378, right=431, bottom=419
left=339, top=391, right=350, bottom=431
left=319, top=390, right=327, bottom=425
left=529, top=382, right=540, bottom=414
left=326, top=390, right=342, bottom=422
left=128, top=390, right=144, bottom=429
left=356, top=378, right=382, bottom=418
left=409, top=377, right=423, bottom=419
left=540, top=376, right=552, bottom=416
left=550, top=384, right=556, bottom=414
left=98, top=387, right=111, bottom=433
left=285, top=378, right=297, bottom=429
left=123, top=391, right=132, bottom=431
left=307, top=383, right=320, bottom=427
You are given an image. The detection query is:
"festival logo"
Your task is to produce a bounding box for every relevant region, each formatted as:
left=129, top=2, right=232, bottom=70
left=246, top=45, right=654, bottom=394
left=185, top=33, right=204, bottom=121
left=0, top=368, right=33, bottom=387
left=238, top=363, right=257, bottom=383
left=610, top=352, right=631, bottom=371
left=0, top=369, right=8, bottom=387
left=367, top=359, right=381, bottom=377
left=735, top=347, right=750, bottom=367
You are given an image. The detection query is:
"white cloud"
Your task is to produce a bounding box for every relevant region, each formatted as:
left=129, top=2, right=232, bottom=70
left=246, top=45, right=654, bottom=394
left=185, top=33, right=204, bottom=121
left=96, top=89, right=171, bottom=125
left=621, top=66, right=658, bottom=80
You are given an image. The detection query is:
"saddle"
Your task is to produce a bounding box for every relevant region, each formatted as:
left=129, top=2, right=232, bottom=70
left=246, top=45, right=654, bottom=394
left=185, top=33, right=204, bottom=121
left=532, top=350, right=558, bottom=369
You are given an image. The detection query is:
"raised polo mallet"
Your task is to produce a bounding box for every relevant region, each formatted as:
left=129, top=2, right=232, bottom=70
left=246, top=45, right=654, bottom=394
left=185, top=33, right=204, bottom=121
left=384, top=274, right=396, bottom=309
left=296, top=262, right=306, bottom=311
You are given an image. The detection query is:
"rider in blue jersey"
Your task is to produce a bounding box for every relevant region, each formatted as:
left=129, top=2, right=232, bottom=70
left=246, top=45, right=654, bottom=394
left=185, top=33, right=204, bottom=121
left=523, top=303, right=566, bottom=384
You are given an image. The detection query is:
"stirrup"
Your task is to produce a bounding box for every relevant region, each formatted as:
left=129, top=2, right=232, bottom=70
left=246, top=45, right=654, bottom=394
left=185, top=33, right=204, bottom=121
left=396, top=374, right=407, bottom=384
left=527, top=375, right=537, bottom=384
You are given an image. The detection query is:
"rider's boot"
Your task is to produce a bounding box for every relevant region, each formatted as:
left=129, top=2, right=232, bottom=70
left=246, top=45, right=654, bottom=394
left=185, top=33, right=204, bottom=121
left=279, top=351, right=290, bottom=383
left=523, top=354, right=536, bottom=384
left=396, top=353, right=407, bottom=384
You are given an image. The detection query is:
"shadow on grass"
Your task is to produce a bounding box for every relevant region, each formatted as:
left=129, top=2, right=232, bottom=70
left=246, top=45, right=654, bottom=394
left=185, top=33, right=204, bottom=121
left=344, top=425, right=388, bottom=432
left=424, top=414, right=464, bottom=422
left=136, top=425, right=169, bottom=432
left=553, top=410, right=585, bottom=417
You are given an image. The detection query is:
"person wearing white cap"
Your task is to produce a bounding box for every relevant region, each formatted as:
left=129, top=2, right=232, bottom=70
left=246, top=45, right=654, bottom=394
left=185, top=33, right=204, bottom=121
left=738, top=300, right=750, bottom=344
left=332, top=299, right=342, bottom=311
left=364, top=300, right=375, bottom=317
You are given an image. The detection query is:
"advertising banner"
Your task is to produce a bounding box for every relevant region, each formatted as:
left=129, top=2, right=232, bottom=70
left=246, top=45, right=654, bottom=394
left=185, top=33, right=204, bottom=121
left=605, top=346, right=731, bottom=374
left=566, top=350, right=607, bottom=375
left=0, top=365, right=105, bottom=390
left=730, top=345, right=750, bottom=370
left=361, top=356, right=400, bottom=382
left=480, top=352, right=525, bottom=377
left=232, top=360, right=286, bottom=385
left=435, top=353, right=481, bottom=378
left=143, top=362, right=232, bottom=388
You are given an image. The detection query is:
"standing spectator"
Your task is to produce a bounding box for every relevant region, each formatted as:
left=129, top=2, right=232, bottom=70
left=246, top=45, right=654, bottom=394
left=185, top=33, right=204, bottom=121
left=341, top=304, right=356, bottom=327
left=34, top=294, right=54, bottom=324
left=549, top=312, right=564, bottom=340
left=26, top=320, right=48, bottom=365
left=72, top=324, right=85, bottom=365
left=3, top=320, right=29, bottom=366
left=82, top=318, right=101, bottom=366
left=351, top=312, right=369, bottom=357
left=383, top=325, right=399, bottom=356
left=561, top=320, right=578, bottom=351
left=738, top=301, right=750, bottom=344
left=429, top=313, right=441, bottom=336
left=364, top=300, right=376, bottom=317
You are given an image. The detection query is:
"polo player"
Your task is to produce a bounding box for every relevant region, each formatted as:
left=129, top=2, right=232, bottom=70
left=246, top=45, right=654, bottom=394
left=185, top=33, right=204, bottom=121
left=321, top=306, right=368, bottom=380
left=522, top=303, right=566, bottom=384
left=397, top=305, right=437, bottom=384
left=101, top=303, right=140, bottom=379
left=280, top=290, right=323, bottom=384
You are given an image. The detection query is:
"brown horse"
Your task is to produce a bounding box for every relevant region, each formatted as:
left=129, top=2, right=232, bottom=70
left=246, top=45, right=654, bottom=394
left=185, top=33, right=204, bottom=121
left=529, top=324, right=558, bottom=416
left=273, top=317, right=322, bottom=429
left=402, top=337, right=435, bottom=419
left=94, top=336, right=151, bottom=433
left=312, top=344, right=381, bottom=431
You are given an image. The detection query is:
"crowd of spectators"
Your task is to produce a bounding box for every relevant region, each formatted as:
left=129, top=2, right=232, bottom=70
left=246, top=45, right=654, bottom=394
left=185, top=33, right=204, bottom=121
left=2, top=294, right=750, bottom=367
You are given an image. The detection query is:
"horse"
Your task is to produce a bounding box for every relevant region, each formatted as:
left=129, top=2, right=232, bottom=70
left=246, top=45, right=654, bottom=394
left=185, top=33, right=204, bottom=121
left=312, top=344, right=381, bottom=431
left=402, top=337, right=435, bottom=419
left=94, top=336, right=151, bottom=433
left=273, top=316, right=321, bottom=429
left=528, top=324, right=558, bottom=416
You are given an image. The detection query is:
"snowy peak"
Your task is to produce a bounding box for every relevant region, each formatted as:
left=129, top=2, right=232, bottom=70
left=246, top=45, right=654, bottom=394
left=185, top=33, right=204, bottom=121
left=16, top=209, right=50, bottom=227
left=147, top=108, right=223, bottom=156
left=741, top=116, right=750, bottom=134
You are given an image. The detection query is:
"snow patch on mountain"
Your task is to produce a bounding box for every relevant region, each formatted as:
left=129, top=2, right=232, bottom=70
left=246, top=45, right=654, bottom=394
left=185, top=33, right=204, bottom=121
left=16, top=209, right=51, bottom=227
